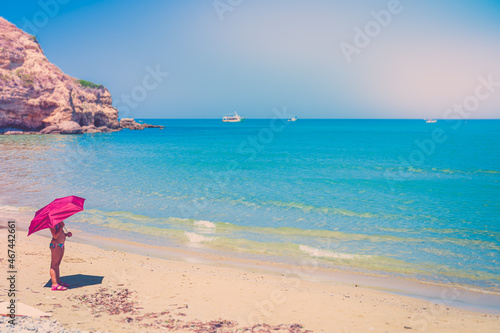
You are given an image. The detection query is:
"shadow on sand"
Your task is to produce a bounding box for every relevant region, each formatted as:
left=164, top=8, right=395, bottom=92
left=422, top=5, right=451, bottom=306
left=44, top=274, right=104, bottom=289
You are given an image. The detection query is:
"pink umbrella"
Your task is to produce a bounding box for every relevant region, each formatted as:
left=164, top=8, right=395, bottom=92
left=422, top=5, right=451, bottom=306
left=28, top=196, right=85, bottom=236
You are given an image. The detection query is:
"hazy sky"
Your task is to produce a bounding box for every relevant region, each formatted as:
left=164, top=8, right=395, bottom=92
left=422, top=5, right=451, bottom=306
left=3, top=0, right=500, bottom=118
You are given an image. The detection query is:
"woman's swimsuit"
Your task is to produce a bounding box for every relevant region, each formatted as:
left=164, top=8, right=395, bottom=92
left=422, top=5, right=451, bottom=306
left=49, top=224, right=64, bottom=249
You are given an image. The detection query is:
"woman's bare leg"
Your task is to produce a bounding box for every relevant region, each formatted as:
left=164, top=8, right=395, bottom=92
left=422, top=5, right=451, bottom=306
left=57, top=246, right=65, bottom=283
left=50, top=247, right=62, bottom=286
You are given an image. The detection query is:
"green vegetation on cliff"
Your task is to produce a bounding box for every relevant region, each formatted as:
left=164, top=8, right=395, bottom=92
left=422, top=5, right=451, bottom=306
left=78, top=79, right=104, bottom=90
left=15, top=69, right=34, bottom=87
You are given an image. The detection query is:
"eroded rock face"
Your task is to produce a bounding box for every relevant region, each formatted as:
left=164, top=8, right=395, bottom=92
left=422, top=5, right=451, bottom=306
left=0, top=17, right=120, bottom=131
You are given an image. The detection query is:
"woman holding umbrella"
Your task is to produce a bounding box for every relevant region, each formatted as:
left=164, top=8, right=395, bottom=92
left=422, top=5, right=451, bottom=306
left=28, top=196, right=85, bottom=291
left=49, top=221, right=72, bottom=291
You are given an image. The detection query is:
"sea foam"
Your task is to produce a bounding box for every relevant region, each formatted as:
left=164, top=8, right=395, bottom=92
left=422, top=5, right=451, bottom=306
left=185, top=232, right=214, bottom=246
left=298, top=245, right=369, bottom=260
left=194, top=220, right=216, bottom=229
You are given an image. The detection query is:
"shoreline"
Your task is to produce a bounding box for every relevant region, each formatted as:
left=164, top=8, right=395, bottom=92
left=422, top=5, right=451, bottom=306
left=2, top=209, right=500, bottom=316
left=45, top=225, right=500, bottom=315
left=1, top=218, right=500, bottom=332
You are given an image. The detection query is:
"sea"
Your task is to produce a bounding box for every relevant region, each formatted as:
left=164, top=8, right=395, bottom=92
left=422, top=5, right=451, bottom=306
left=1, top=119, right=499, bottom=309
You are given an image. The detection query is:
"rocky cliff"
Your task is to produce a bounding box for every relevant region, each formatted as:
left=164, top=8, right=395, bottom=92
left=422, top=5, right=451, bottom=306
left=0, top=17, right=121, bottom=132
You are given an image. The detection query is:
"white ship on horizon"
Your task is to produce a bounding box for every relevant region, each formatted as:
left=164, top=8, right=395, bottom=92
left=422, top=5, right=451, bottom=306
left=222, top=112, right=245, bottom=122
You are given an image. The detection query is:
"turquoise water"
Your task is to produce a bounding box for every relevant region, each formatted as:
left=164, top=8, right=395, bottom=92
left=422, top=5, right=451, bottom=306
left=1, top=119, right=499, bottom=293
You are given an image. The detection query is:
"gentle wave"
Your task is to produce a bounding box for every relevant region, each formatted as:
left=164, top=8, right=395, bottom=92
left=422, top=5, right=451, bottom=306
left=2, top=204, right=499, bottom=288
left=194, top=220, right=217, bottom=229
left=72, top=209, right=500, bottom=252
left=5, top=206, right=499, bottom=253
left=67, top=208, right=500, bottom=285
left=263, top=200, right=377, bottom=218
left=298, top=245, right=370, bottom=260
left=0, top=205, right=36, bottom=213
left=185, top=232, right=215, bottom=246
left=390, top=166, right=500, bottom=176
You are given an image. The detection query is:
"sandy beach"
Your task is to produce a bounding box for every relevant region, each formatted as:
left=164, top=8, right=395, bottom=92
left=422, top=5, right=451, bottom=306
left=1, top=220, right=499, bottom=333
left=2, top=1, right=500, bottom=331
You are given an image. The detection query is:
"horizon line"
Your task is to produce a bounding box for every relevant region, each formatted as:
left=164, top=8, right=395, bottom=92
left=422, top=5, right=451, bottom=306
left=125, top=118, right=500, bottom=120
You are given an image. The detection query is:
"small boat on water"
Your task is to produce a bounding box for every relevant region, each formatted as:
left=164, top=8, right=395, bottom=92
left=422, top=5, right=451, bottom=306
left=222, top=112, right=245, bottom=122
left=425, top=119, right=437, bottom=123
left=288, top=116, right=298, bottom=122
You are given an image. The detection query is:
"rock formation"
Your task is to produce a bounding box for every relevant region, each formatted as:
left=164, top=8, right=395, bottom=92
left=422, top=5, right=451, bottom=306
left=119, top=118, right=164, bottom=130
left=0, top=17, right=162, bottom=135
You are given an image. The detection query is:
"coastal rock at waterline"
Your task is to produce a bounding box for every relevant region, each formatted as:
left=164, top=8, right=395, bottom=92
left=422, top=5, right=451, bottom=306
left=81, top=125, right=99, bottom=133
left=0, top=17, right=120, bottom=132
left=119, top=118, right=164, bottom=130
left=120, top=118, right=145, bottom=130
left=3, top=130, right=40, bottom=135
left=143, top=123, right=164, bottom=129
left=80, top=125, right=119, bottom=133
left=97, top=125, right=113, bottom=132
left=39, top=125, right=60, bottom=134
left=58, top=120, right=82, bottom=134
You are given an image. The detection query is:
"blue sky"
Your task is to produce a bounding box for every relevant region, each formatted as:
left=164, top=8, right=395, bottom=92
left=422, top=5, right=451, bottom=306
left=2, top=0, right=500, bottom=118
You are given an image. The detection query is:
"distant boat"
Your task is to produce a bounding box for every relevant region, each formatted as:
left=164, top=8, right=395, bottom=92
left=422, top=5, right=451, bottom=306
left=425, top=119, right=437, bottom=123
left=222, top=112, right=245, bottom=122
left=288, top=116, right=298, bottom=122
